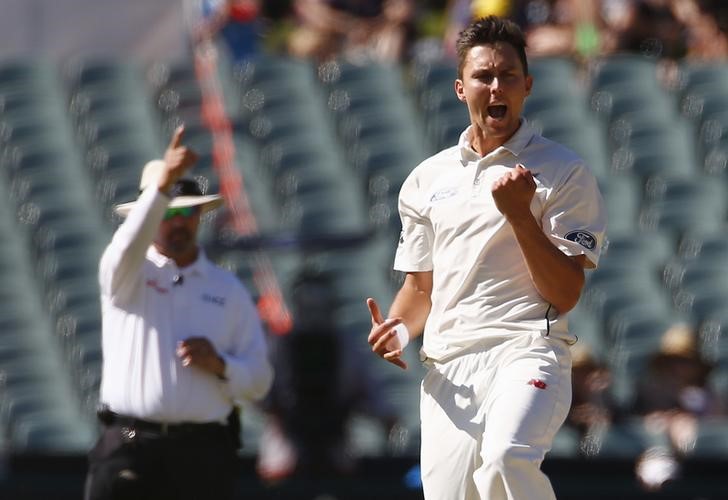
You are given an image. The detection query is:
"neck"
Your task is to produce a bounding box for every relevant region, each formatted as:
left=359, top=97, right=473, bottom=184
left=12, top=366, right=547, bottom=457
left=469, top=120, right=522, bottom=156
left=154, top=244, right=199, bottom=268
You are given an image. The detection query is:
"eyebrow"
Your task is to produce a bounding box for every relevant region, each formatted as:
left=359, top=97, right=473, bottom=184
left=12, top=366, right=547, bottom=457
left=471, top=62, right=519, bottom=74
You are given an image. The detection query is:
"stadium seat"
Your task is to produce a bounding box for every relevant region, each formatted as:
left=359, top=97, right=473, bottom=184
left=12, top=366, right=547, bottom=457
left=638, top=174, right=726, bottom=237
left=540, top=120, right=610, bottom=179
left=697, top=311, right=728, bottom=365
left=595, top=418, right=668, bottom=458
left=677, top=62, right=728, bottom=98
left=410, top=58, right=457, bottom=103
left=702, top=138, right=728, bottom=176
left=596, top=176, right=641, bottom=233
left=590, top=54, right=660, bottom=90
left=591, top=83, right=675, bottom=127
left=233, top=55, right=315, bottom=91
left=568, top=305, right=605, bottom=356
left=671, top=286, right=728, bottom=324
left=10, top=412, right=95, bottom=453
left=679, top=230, right=728, bottom=261
left=611, top=135, right=698, bottom=179
left=65, top=58, right=142, bottom=90
left=530, top=56, right=580, bottom=86
left=690, top=419, right=728, bottom=458
left=681, top=83, right=728, bottom=126
left=662, top=256, right=728, bottom=295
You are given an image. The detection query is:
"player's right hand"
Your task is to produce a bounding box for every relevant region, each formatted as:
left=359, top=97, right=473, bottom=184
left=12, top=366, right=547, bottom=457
left=367, top=298, right=408, bottom=370
left=159, top=125, right=199, bottom=192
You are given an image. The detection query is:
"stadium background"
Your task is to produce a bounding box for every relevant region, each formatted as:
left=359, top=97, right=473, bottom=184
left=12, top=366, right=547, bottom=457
left=1, top=0, right=728, bottom=498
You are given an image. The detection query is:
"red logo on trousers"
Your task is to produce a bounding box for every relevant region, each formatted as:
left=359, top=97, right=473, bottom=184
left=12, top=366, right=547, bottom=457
left=527, top=379, right=547, bottom=390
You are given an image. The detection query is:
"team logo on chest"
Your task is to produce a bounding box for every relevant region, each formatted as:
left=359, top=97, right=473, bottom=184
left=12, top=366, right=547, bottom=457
left=429, top=187, right=458, bottom=203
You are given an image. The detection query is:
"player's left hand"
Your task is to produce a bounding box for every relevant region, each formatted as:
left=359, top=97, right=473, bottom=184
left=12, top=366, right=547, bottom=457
left=177, top=337, right=226, bottom=378
left=491, top=163, right=536, bottom=220
left=366, top=298, right=408, bottom=370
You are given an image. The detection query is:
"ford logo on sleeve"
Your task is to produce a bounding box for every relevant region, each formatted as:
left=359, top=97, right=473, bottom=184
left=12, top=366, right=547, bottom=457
left=565, top=230, right=597, bottom=250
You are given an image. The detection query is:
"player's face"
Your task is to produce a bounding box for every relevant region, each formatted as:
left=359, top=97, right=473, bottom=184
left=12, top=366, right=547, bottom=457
left=455, top=42, right=532, bottom=146
left=155, top=206, right=201, bottom=262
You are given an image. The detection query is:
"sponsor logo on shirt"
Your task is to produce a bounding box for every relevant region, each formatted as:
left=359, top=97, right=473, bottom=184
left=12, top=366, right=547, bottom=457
left=202, top=293, right=226, bottom=307
left=146, top=279, right=169, bottom=294
left=429, top=187, right=458, bottom=203
left=564, top=230, right=596, bottom=250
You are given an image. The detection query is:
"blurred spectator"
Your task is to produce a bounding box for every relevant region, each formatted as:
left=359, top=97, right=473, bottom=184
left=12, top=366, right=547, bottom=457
left=606, top=0, right=687, bottom=59
left=519, top=0, right=604, bottom=59
left=670, top=0, right=728, bottom=61
left=191, top=0, right=263, bottom=63
left=438, top=0, right=728, bottom=64
left=442, top=0, right=516, bottom=58
left=256, top=267, right=402, bottom=482
left=565, top=343, right=620, bottom=455
left=442, top=0, right=605, bottom=60
left=287, top=0, right=416, bottom=62
left=632, top=323, right=723, bottom=491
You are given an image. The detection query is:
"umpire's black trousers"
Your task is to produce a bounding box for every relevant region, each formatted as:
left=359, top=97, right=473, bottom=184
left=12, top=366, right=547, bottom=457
left=84, top=415, right=238, bottom=500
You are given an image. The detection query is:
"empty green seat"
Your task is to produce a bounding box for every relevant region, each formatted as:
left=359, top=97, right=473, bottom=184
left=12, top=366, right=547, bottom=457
left=591, top=54, right=660, bottom=90
left=690, top=419, right=728, bottom=458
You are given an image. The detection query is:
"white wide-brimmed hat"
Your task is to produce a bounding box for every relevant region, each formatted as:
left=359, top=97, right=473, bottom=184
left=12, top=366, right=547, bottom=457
left=114, top=160, right=224, bottom=217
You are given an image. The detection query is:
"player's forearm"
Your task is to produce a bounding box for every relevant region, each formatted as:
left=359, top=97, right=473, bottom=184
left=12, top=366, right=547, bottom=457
left=508, top=214, right=585, bottom=314
left=388, top=272, right=433, bottom=339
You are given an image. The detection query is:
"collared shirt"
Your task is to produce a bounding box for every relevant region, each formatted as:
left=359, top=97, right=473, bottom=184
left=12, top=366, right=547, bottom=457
left=98, top=186, right=273, bottom=423
left=394, top=120, right=606, bottom=361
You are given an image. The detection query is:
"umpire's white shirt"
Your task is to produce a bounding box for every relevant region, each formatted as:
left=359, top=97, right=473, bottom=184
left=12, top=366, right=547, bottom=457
left=99, top=186, right=273, bottom=423
left=394, top=120, right=606, bottom=362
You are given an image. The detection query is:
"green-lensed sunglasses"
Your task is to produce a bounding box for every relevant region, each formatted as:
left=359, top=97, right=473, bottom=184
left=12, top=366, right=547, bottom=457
left=163, top=206, right=199, bottom=220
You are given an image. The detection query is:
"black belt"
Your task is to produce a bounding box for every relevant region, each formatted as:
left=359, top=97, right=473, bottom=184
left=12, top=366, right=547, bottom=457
left=99, top=408, right=227, bottom=437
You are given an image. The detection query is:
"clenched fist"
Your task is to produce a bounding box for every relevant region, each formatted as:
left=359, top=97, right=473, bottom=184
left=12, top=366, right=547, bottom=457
left=491, top=163, right=536, bottom=221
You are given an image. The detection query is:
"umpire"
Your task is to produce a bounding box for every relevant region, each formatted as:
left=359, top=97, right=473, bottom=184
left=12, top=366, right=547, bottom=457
left=84, top=126, right=273, bottom=500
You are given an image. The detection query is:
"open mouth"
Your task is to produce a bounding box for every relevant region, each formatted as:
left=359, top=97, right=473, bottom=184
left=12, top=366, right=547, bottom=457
left=487, top=104, right=507, bottom=119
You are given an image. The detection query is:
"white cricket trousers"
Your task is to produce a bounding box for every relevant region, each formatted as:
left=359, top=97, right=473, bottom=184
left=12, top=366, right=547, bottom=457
left=420, top=332, right=572, bottom=500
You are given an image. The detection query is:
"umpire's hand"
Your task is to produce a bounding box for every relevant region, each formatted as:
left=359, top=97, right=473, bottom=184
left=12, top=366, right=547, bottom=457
left=177, top=337, right=226, bottom=379
left=158, top=125, right=199, bottom=193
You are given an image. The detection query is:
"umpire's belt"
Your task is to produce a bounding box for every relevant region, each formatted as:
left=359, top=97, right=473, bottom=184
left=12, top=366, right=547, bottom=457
left=100, top=409, right=226, bottom=437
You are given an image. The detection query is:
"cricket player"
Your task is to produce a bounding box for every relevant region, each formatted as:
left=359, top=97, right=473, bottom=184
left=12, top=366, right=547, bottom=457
left=367, top=16, right=606, bottom=500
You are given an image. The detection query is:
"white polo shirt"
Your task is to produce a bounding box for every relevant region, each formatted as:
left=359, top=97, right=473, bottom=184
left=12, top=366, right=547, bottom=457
left=98, top=186, right=273, bottom=423
left=394, top=120, right=606, bottom=361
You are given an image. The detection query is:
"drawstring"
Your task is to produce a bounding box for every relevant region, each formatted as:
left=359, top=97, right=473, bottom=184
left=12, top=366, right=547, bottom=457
left=544, top=304, right=552, bottom=337
left=544, top=304, right=579, bottom=345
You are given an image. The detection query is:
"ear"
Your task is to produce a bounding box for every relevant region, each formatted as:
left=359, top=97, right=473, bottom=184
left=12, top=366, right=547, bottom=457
left=454, top=79, right=466, bottom=102
left=525, top=74, right=533, bottom=97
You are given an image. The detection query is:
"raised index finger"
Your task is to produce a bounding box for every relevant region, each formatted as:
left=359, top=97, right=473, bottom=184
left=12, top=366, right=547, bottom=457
left=168, top=125, right=185, bottom=148
left=366, top=297, right=385, bottom=325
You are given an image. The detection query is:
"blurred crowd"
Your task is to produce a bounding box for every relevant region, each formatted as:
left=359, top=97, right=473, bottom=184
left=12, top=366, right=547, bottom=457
left=565, top=323, right=726, bottom=492
left=190, top=0, right=728, bottom=66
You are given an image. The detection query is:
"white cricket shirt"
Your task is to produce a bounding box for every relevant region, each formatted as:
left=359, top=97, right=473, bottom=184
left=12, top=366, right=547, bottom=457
left=98, top=186, right=273, bottom=423
left=394, top=120, right=606, bottom=361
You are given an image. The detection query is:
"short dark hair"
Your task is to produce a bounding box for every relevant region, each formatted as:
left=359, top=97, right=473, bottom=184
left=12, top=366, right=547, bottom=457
left=456, top=16, right=528, bottom=78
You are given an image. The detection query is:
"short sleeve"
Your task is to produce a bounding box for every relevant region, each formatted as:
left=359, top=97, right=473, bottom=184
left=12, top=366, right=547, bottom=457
left=542, top=162, right=607, bottom=269
left=393, top=173, right=435, bottom=272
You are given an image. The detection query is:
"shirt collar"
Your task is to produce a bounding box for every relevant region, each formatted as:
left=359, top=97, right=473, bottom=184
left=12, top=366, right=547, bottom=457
left=147, top=245, right=210, bottom=278
left=457, top=118, right=536, bottom=165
